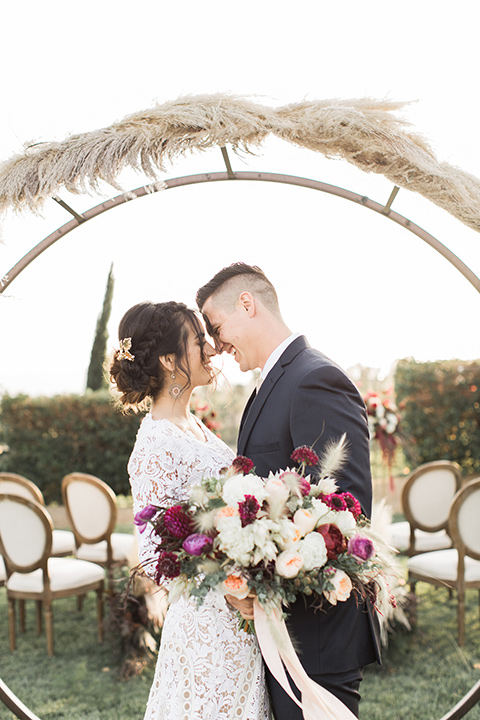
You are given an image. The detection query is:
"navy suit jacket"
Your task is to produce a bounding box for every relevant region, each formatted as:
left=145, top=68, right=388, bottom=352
left=238, top=335, right=381, bottom=674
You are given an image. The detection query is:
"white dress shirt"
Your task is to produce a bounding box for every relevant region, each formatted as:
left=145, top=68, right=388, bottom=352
left=257, top=332, right=302, bottom=389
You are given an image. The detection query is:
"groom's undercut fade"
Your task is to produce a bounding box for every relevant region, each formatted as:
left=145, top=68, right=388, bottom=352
left=196, top=262, right=280, bottom=315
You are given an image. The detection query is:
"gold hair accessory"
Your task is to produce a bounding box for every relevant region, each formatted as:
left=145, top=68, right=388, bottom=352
left=118, top=337, right=135, bottom=362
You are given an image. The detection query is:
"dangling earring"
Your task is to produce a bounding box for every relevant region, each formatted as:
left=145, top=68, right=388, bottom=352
left=169, top=372, right=184, bottom=399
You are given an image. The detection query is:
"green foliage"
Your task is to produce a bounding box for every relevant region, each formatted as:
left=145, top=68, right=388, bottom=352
left=86, top=263, right=115, bottom=391
left=0, top=392, right=141, bottom=503
left=395, top=358, right=480, bottom=476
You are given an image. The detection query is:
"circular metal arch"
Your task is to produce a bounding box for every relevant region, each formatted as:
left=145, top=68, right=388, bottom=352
left=1, top=170, right=479, bottom=295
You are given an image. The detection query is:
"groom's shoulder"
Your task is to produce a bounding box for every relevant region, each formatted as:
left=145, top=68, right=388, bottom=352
left=287, top=337, right=342, bottom=372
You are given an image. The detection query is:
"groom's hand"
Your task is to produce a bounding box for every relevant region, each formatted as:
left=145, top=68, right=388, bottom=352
left=225, top=592, right=255, bottom=620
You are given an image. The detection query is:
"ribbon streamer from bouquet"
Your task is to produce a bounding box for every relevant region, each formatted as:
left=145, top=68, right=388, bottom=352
left=253, top=599, right=357, bottom=720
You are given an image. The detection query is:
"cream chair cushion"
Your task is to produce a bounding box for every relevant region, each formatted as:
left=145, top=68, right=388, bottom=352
left=51, top=529, right=76, bottom=556
left=408, top=549, right=480, bottom=583
left=388, top=521, right=453, bottom=553
left=6, top=557, right=105, bottom=593
left=76, top=533, right=136, bottom=563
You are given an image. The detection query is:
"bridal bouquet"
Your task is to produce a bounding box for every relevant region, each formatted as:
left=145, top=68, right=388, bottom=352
left=134, top=436, right=395, bottom=619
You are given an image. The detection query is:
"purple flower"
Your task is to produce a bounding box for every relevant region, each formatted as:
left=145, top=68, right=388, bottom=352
left=133, top=504, right=158, bottom=533
left=182, top=533, right=213, bottom=556
left=238, top=495, right=260, bottom=527
left=348, top=536, right=375, bottom=562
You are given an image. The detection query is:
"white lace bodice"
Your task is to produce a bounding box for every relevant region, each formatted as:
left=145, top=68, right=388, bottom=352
left=129, top=412, right=234, bottom=578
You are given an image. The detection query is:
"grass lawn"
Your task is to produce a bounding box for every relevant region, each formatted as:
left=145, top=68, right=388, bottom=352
left=1, top=579, right=480, bottom=720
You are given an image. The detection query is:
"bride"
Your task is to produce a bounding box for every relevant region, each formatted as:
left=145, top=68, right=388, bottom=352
left=110, top=300, right=270, bottom=720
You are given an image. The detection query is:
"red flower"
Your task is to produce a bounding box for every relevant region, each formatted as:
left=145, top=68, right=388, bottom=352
left=231, top=456, right=254, bottom=474
left=341, top=492, right=362, bottom=519
left=322, top=493, right=347, bottom=512
left=238, top=495, right=260, bottom=527
left=155, top=551, right=181, bottom=581
left=317, top=524, right=347, bottom=560
left=291, top=446, right=319, bottom=467
left=164, top=505, right=194, bottom=539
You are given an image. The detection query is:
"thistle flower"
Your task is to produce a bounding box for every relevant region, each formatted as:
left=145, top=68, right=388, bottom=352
left=291, top=446, right=320, bottom=467
left=164, top=505, right=194, bottom=539
left=231, top=456, right=254, bottom=475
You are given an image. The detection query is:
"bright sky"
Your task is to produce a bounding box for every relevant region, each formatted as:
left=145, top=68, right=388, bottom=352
left=1, top=0, right=479, bottom=396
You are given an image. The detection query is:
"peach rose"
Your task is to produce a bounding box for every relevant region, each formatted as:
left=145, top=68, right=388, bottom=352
left=323, top=569, right=353, bottom=605
left=275, top=550, right=304, bottom=578
left=293, top=508, right=317, bottom=536
left=222, top=573, right=250, bottom=599
left=216, top=506, right=239, bottom=520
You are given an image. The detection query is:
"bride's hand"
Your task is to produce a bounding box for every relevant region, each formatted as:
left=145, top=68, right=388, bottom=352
left=225, top=592, right=256, bottom=620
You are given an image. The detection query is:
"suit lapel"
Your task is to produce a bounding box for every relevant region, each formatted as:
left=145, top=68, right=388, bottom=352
left=237, top=336, right=310, bottom=455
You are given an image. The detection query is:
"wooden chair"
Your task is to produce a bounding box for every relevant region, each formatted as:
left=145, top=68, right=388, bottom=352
left=0, top=473, right=76, bottom=557
left=388, top=461, right=462, bottom=556
left=0, top=494, right=104, bottom=656
left=61, top=473, right=135, bottom=588
left=408, top=477, right=480, bottom=645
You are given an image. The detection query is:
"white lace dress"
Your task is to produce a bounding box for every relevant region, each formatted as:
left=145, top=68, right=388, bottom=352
left=129, top=413, right=270, bottom=720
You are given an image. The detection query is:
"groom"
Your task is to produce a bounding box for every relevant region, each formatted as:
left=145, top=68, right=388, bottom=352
left=196, top=262, right=381, bottom=719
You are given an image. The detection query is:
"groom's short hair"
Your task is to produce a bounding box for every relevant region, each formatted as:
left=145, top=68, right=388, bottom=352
left=196, top=262, right=280, bottom=314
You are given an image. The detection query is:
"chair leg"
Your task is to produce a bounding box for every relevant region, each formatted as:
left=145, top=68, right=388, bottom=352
left=19, top=599, right=26, bottom=633
left=458, top=590, right=465, bottom=646
left=36, top=600, right=43, bottom=634
left=97, top=587, right=104, bottom=643
left=8, top=598, right=16, bottom=651
left=45, top=602, right=54, bottom=656
left=77, top=594, right=85, bottom=611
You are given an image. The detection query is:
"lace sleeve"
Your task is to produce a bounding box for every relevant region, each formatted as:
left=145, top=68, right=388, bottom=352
left=128, top=415, right=234, bottom=580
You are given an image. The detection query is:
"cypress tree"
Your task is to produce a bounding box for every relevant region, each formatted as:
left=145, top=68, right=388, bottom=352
left=86, top=263, right=115, bottom=391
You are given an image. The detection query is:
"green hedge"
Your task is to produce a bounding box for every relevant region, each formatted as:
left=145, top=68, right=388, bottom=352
left=0, top=392, right=142, bottom=504
left=394, top=358, right=480, bottom=476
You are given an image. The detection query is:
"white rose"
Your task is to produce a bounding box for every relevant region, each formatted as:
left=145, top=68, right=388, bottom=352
left=323, top=569, right=353, bottom=605
left=332, top=510, right=357, bottom=536
left=275, top=551, right=304, bottom=578
left=310, top=499, right=337, bottom=526
left=293, top=508, right=317, bottom=536
left=297, top=532, right=328, bottom=571
left=265, top=474, right=290, bottom=513
left=222, top=474, right=267, bottom=507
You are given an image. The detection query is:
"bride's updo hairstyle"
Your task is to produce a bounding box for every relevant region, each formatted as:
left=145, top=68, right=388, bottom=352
left=110, top=301, right=205, bottom=411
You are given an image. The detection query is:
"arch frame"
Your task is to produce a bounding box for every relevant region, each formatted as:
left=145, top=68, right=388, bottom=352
left=2, top=171, right=479, bottom=295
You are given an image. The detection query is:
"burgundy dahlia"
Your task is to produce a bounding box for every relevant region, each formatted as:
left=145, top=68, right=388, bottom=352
left=322, top=493, right=347, bottom=512
left=163, top=505, right=194, bottom=539
left=155, top=551, right=181, bottom=581
left=291, top=446, right=319, bottom=467
left=238, top=494, right=260, bottom=527
left=341, top=492, right=362, bottom=519
left=317, top=523, right=347, bottom=560
left=231, top=455, right=254, bottom=475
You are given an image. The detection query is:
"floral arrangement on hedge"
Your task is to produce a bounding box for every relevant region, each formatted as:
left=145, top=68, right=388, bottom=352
left=364, top=391, right=401, bottom=489
left=134, top=436, right=396, bottom=625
